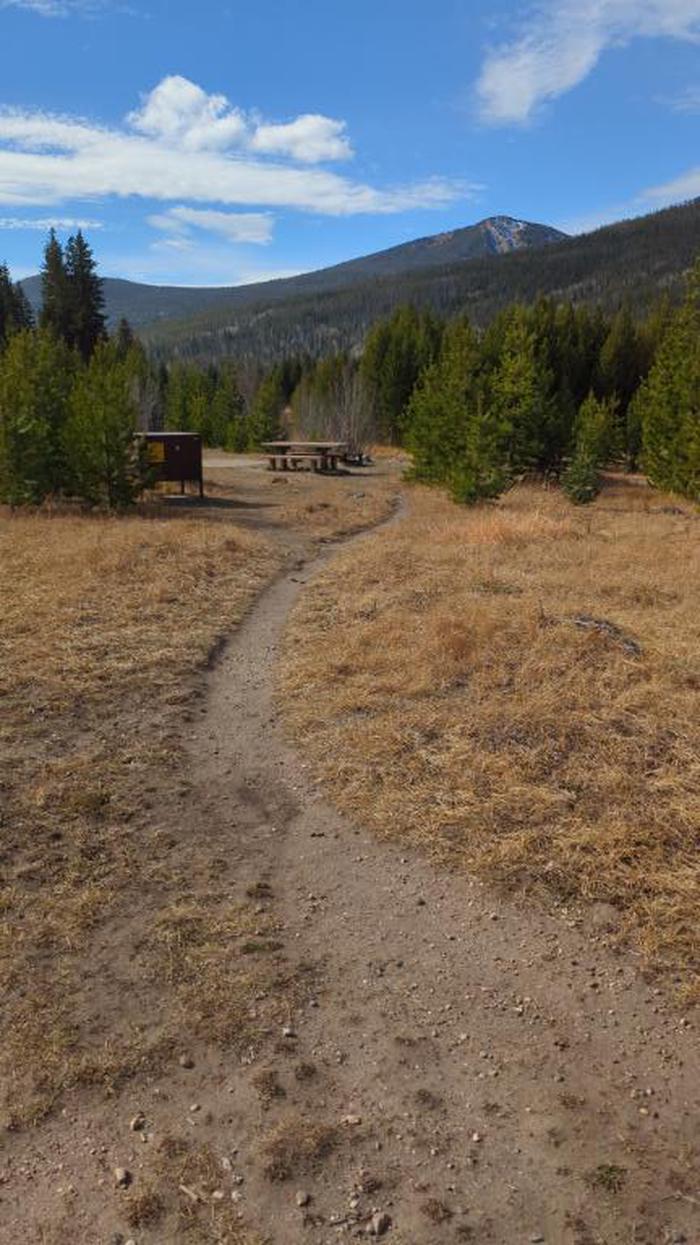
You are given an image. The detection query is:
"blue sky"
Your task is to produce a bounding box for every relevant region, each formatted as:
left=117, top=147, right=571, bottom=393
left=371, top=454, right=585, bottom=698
left=1, top=0, right=699, bottom=286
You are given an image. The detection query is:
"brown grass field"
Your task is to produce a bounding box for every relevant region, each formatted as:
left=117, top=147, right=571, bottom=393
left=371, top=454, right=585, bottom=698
left=281, top=476, right=700, bottom=997
left=0, top=459, right=397, bottom=1242
left=1, top=512, right=280, bottom=1126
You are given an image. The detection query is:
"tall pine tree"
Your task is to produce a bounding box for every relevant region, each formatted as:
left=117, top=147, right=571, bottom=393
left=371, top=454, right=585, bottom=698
left=633, top=262, right=700, bottom=500
left=39, top=230, right=70, bottom=341
left=64, top=231, right=107, bottom=361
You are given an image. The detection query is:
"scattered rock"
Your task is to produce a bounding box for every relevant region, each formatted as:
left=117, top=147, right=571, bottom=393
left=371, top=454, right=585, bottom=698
left=282, top=1026, right=296, bottom=1039
left=129, top=1113, right=146, bottom=1133
left=367, top=1211, right=392, bottom=1236
left=342, top=1114, right=362, bottom=1126
left=113, top=1167, right=131, bottom=1188
left=296, top=1190, right=311, bottom=1207
left=179, top=1053, right=195, bottom=1069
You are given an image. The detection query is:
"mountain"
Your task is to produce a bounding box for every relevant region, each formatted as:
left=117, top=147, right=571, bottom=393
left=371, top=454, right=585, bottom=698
left=20, top=215, right=566, bottom=330
left=137, top=199, right=700, bottom=364
left=20, top=201, right=700, bottom=366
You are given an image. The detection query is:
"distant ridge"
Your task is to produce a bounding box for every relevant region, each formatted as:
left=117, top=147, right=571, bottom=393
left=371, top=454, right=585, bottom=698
left=20, top=201, right=700, bottom=366
left=20, top=215, right=566, bottom=330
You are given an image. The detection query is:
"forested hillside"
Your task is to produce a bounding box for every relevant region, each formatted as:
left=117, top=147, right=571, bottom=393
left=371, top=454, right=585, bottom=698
left=3, top=224, right=698, bottom=511
left=142, top=199, right=700, bottom=365
left=20, top=215, right=563, bottom=331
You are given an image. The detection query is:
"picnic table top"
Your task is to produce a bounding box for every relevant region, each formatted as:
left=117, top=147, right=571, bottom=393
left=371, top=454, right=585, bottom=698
left=261, top=440, right=347, bottom=450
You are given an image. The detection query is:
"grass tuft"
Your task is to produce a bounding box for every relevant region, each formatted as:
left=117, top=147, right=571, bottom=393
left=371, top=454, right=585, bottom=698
left=281, top=478, right=700, bottom=994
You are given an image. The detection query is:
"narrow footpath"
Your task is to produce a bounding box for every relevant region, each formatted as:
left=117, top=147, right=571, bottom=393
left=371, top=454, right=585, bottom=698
left=183, top=508, right=699, bottom=1245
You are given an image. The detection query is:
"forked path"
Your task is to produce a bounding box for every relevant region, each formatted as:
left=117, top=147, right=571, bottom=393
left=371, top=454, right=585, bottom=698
left=189, top=508, right=699, bottom=1245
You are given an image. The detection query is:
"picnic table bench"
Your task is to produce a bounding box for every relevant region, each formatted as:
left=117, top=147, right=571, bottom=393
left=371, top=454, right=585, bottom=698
left=261, top=441, right=347, bottom=473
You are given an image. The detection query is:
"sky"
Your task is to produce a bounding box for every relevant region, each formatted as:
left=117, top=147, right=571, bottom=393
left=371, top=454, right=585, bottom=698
left=0, top=0, right=699, bottom=287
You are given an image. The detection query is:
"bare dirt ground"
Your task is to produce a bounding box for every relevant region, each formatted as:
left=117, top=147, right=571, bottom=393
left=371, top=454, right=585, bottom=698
left=2, top=461, right=698, bottom=1244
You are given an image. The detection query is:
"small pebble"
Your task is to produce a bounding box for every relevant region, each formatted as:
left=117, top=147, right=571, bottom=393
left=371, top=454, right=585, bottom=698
left=296, top=1190, right=311, bottom=1207
left=113, top=1167, right=131, bottom=1188
left=179, top=1053, right=195, bottom=1069
left=367, top=1211, right=392, bottom=1236
left=129, top=1113, right=146, bottom=1132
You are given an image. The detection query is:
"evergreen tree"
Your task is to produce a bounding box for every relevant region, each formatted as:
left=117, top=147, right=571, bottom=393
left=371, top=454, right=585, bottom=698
left=633, top=262, right=700, bottom=500
left=63, top=341, right=149, bottom=507
left=114, top=317, right=136, bottom=359
left=0, top=263, right=33, bottom=343
left=597, top=305, right=648, bottom=464
left=64, top=231, right=107, bottom=361
left=450, top=388, right=510, bottom=505
left=210, top=364, right=246, bottom=449
left=39, top=230, right=70, bottom=341
left=0, top=329, right=74, bottom=503
left=361, top=306, right=441, bottom=443
left=248, top=366, right=287, bottom=446
left=406, top=319, right=511, bottom=504
left=562, top=392, right=617, bottom=504
left=405, top=319, right=480, bottom=483
left=489, top=308, right=555, bottom=473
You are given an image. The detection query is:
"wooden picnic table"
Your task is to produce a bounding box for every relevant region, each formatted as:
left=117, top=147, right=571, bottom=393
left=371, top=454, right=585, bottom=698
left=261, top=440, right=347, bottom=472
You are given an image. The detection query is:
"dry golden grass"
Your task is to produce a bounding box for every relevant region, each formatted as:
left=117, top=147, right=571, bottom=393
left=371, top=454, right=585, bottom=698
left=0, top=512, right=280, bottom=1127
left=281, top=477, right=700, bottom=995
left=259, top=1115, right=339, bottom=1181
left=0, top=450, right=398, bottom=1141
left=125, top=1137, right=266, bottom=1244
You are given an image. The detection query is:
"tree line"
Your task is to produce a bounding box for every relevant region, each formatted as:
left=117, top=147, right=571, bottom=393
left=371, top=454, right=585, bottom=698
left=1, top=233, right=698, bottom=508
left=143, top=198, right=700, bottom=368
left=0, top=232, right=165, bottom=506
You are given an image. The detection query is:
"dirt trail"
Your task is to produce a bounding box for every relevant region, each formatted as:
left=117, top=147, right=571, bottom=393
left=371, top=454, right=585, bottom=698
left=3, top=492, right=697, bottom=1245
left=184, top=508, right=699, bottom=1245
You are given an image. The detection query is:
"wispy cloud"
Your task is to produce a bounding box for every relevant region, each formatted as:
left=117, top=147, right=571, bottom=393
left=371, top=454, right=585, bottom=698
left=0, top=76, right=469, bottom=215
left=477, top=1, right=700, bottom=126
left=102, top=243, right=306, bottom=288
left=0, top=0, right=105, bottom=14
left=558, top=160, right=700, bottom=235
left=642, top=165, right=700, bottom=205
left=0, top=214, right=103, bottom=229
left=148, top=206, right=274, bottom=245
left=666, top=84, right=700, bottom=112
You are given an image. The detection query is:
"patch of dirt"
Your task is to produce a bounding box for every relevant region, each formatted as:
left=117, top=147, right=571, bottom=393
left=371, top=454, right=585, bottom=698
left=2, top=469, right=698, bottom=1244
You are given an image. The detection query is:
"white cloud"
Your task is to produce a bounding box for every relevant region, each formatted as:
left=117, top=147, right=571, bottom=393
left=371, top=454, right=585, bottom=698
left=148, top=206, right=274, bottom=244
left=477, top=1, right=700, bottom=125
left=128, top=76, right=352, bottom=163
left=0, top=0, right=103, bottom=14
left=250, top=114, right=353, bottom=163
left=0, top=214, right=102, bottom=229
left=128, top=77, right=247, bottom=152
left=0, top=77, right=468, bottom=215
left=642, top=165, right=700, bottom=204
